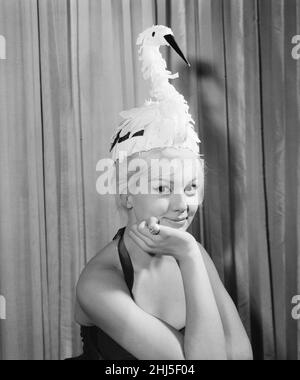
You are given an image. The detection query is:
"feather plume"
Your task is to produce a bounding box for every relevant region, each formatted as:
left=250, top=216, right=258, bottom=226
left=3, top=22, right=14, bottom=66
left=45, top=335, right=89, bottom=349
left=110, top=25, right=200, bottom=162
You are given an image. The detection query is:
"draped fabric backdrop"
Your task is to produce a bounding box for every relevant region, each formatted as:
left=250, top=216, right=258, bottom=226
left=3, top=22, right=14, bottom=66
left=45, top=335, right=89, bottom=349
left=0, top=0, right=299, bottom=360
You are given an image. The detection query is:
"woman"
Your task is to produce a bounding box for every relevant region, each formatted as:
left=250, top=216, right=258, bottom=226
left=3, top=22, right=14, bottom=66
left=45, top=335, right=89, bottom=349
left=74, top=26, right=253, bottom=360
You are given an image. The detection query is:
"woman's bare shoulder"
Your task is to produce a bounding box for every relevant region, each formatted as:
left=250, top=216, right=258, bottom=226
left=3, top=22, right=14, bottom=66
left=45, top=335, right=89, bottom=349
left=76, top=238, right=125, bottom=299
left=75, top=239, right=124, bottom=325
left=84, top=238, right=122, bottom=273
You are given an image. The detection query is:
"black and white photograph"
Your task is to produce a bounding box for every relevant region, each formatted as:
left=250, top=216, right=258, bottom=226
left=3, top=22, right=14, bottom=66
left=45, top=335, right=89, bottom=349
left=0, top=0, right=299, bottom=362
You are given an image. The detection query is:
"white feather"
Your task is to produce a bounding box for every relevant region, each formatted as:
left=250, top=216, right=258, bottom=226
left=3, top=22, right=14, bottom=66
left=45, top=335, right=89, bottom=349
left=110, top=25, right=200, bottom=161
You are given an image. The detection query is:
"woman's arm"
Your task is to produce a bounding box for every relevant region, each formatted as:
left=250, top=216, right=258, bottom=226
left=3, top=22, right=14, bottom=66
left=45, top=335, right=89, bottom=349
left=198, top=243, right=253, bottom=360
left=127, top=222, right=227, bottom=359
left=178, top=246, right=227, bottom=360
left=77, top=264, right=187, bottom=360
left=77, top=249, right=226, bottom=360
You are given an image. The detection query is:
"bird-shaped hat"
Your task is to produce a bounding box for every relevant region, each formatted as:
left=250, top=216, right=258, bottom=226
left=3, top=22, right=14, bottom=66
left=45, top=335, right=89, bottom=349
left=110, top=25, right=200, bottom=163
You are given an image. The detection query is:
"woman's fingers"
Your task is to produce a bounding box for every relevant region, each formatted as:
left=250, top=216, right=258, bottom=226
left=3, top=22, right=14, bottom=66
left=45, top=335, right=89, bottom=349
left=129, top=230, right=155, bottom=253
left=131, top=217, right=186, bottom=249
left=137, top=218, right=159, bottom=239
left=135, top=223, right=154, bottom=245
left=130, top=224, right=157, bottom=250
left=147, top=216, right=160, bottom=228
left=153, top=224, right=174, bottom=237
left=129, top=218, right=196, bottom=259
left=137, top=217, right=174, bottom=241
left=146, top=217, right=161, bottom=236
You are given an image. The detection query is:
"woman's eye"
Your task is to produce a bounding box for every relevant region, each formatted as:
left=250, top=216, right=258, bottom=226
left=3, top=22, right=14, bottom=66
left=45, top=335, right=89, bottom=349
left=185, top=184, right=199, bottom=195
left=153, top=184, right=172, bottom=194
left=158, top=185, right=171, bottom=194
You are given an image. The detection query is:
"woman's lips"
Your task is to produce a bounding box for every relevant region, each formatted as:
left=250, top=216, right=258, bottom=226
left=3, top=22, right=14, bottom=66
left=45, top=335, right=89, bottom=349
left=161, top=217, right=188, bottom=227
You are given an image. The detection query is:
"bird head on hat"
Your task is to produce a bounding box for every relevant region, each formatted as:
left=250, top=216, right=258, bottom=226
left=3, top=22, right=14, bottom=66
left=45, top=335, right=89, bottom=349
left=110, top=25, right=201, bottom=164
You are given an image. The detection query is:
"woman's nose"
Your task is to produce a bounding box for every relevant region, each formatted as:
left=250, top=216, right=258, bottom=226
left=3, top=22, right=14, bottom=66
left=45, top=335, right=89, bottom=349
left=171, top=193, right=188, bottom=213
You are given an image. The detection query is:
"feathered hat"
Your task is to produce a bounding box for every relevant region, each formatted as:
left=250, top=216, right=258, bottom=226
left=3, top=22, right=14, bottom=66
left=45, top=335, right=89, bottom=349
left=110, top=25, right=200, bottom=163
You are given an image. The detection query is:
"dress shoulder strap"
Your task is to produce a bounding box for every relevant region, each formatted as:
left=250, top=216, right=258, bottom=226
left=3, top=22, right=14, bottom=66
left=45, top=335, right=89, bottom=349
left=113, top=227, right=134, bottom=299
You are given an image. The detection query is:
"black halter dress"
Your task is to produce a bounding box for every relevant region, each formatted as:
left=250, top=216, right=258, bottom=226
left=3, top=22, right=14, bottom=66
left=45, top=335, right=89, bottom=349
left=69, top=227, right=185, bottom=360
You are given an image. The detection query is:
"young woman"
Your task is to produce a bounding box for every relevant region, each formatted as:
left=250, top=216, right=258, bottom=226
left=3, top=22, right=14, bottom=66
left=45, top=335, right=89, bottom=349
left=74, top=26, right=252, bottom=360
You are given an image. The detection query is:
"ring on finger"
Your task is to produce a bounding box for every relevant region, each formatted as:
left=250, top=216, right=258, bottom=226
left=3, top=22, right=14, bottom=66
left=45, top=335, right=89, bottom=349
left=149, top=225, right=160, bottom=235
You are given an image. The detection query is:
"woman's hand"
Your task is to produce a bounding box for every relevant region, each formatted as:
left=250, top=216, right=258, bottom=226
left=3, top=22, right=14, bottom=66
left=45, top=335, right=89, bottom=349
left=128, top=216, right=198, bottom=261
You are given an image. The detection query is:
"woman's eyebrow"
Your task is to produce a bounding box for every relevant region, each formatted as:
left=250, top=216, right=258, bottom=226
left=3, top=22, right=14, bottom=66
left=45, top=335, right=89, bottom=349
left=148, top=177, right=199, bottom=186
left=185, top=178, right=199, bottom=185
left=148, top=176, right=172, bottom=182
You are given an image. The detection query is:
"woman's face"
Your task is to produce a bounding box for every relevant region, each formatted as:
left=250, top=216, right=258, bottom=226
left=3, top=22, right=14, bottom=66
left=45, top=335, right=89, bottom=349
left=126, top=148, right=204, bottom=231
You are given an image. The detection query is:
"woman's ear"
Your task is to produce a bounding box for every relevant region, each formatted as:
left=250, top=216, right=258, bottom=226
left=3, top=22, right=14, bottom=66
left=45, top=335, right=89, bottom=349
left=120, top=194, right=133, bottom=209
left=126, top=195, right=133, bottom=209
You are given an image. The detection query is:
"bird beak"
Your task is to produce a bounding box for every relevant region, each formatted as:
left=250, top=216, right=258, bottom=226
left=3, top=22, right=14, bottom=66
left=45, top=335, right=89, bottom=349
left=164, top=34, right=191, bottom=67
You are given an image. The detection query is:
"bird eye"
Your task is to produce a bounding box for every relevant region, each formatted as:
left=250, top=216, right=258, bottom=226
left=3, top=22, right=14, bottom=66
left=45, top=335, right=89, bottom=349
left=152, top=32, right=155, bottom=37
